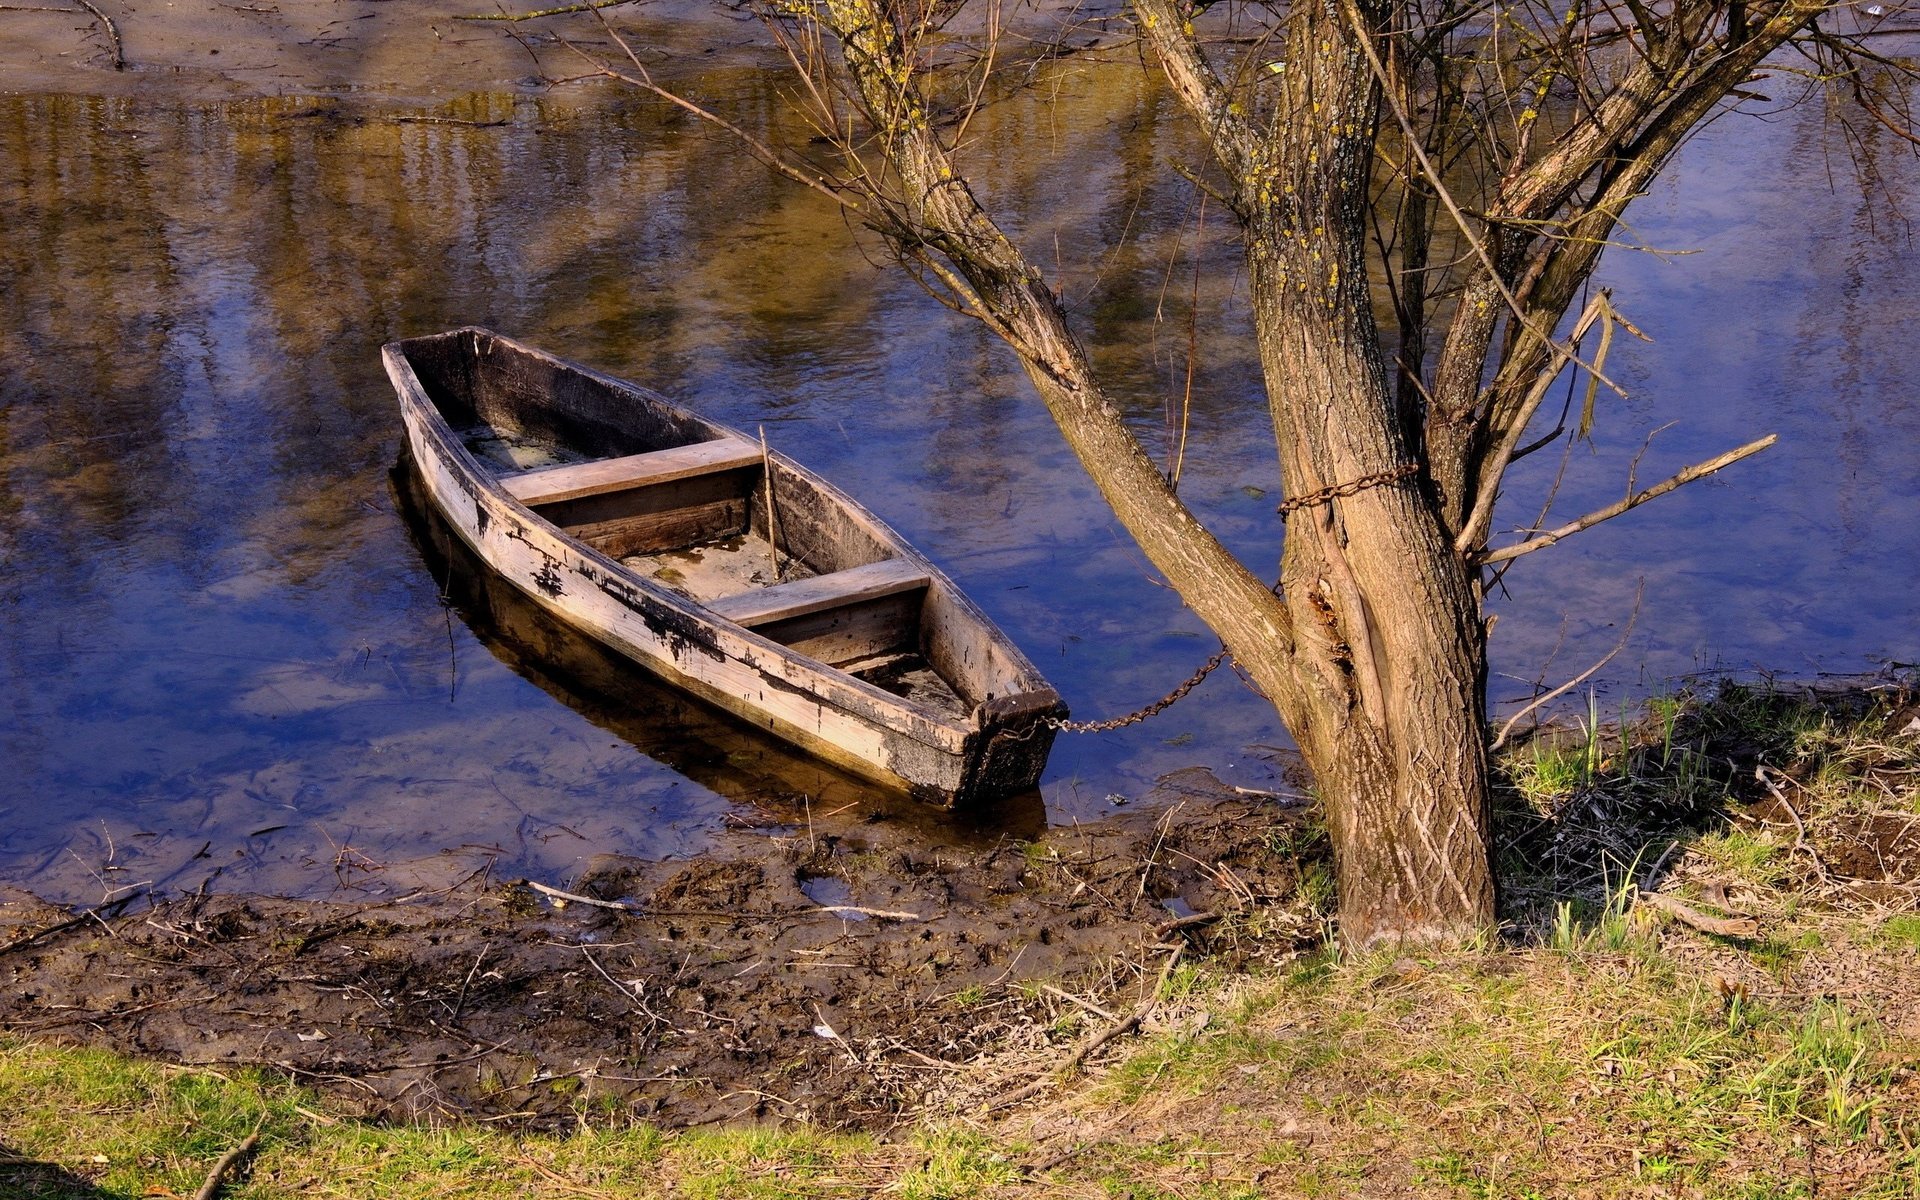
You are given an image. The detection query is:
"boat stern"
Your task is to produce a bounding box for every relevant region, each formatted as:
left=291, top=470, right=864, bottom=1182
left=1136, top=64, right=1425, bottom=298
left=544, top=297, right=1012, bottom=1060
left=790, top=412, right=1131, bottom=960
left=948, top=689, right=1067, bottom=807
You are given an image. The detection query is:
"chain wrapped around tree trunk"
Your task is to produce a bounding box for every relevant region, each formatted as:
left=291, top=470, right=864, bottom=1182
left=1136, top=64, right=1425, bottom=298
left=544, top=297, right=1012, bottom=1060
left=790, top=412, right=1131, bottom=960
left=1051, top=463, right=1416, bottom=734
left=1275, top=462, right=1419, bottom=519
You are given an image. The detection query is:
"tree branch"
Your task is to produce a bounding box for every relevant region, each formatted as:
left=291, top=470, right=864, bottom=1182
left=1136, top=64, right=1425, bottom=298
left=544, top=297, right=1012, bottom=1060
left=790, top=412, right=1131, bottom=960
left=1129, top=0, right=1260, bottom=180
left=810, top=0, right=1303, bottom=704
left=1474, top=433, right=1776, bottom=566
left=73, top=0, right=123, bottom=69
left=191, top=1120, right=264, bottom=1200
left=1453, top=290, right=1612, bottom=554
left=1450, top=3, right=1827, bottom=539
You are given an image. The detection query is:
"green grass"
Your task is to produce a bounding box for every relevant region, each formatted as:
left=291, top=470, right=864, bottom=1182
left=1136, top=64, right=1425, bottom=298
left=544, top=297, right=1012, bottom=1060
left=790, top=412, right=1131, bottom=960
left=1497, top=680, right=1920, bottom=939
left=1879, top=913, right=1920, bottom=950
left=1076, top=942, right=1916, bottom=1198
left=6, top=679, right=1919, bottom=1198
left=0, top=1041, right=881, bottom=1199
left=8, top=964, right=1893, bottom=1200
left=890, top=1129, right=1025, bottom=1200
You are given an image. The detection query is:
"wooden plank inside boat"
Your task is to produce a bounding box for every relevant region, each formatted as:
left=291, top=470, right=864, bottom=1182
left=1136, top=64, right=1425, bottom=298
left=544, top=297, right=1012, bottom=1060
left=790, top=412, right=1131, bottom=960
left=538, top=469, right=757, bottom=560
left=500, top=437, right=763, bottom=507
left=707, top=558, right=929, bottom=628
left=707, top=558, right=933, bottom=673
left=752, top=600, right=928, bottom=676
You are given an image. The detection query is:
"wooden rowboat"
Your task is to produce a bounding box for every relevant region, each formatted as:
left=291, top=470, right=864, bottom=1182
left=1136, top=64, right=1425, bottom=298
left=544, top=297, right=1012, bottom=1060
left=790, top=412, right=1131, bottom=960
left=383, top=328, right=1064, bottom=805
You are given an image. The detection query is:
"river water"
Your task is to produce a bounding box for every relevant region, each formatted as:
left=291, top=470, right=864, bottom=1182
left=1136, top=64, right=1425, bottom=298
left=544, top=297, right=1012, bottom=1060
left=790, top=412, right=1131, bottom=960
left=2, top=42, right=1916, bottom=903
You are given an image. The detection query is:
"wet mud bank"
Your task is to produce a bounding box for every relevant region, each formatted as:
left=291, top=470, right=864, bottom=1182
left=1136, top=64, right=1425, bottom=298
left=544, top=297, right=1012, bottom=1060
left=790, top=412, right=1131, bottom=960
left=0, top=796, right=1311, bottom=1129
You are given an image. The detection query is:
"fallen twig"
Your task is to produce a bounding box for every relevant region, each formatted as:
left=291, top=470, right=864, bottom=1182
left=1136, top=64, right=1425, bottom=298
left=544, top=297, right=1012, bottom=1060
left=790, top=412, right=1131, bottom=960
left=514, top=1154, right=626, bottom=1200
left=387, top=115, right=512, bottom=127
left=0, top=914, right=101, bottom=956
left=1635, top=889, right=1760, bottom=939
left=1756, top=764, right=1836, bottom=884
left=449, top=943, right=490, bottom=1024
left=1228, top=784, right=1308, bottom=805
left=15, top=990, right=223, bottom=1032
left=1041, top=984, right=1116, bottom=1020
left=0, top=888, right=149, bottom=956
left=455, top=0, right=632, bottom=18
left=1152, top=910, right=1221, bottom=938
left=350, top=1039, right=513, bottom=1073
left=520, top=879, right=640, bottom=912
left=987, top=943, right=1185, bottom=1111
left=1138, top=802, right=1183, bottom=900
left=814, top=904, right=922, bottom=921
left=71, top=0, right=122, bottom=68
left=578, top=945, right=639, bottom=1011
left=520, top=887, right=928, bottom=923
left=192, top=1119, right=263, bottom=1200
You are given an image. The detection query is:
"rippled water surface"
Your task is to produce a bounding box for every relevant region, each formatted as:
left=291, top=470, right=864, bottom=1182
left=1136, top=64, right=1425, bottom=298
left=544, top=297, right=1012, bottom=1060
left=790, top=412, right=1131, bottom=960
left=3, top=53, right=1916, bottom=903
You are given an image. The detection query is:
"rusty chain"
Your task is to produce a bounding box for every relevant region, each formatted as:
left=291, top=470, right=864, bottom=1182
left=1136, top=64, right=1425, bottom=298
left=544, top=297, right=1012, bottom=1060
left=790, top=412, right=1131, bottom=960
left=1048, top=462, right=1417, bottom=734
left=1048, top=647, right=1233, bottom=733
left=1276, top=461, right=1419, bottom=518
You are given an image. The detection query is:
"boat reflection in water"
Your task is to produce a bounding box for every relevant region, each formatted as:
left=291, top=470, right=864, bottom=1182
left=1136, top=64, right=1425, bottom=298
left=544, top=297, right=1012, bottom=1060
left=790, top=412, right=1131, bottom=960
left=392, top=456, right=1048, bottom=844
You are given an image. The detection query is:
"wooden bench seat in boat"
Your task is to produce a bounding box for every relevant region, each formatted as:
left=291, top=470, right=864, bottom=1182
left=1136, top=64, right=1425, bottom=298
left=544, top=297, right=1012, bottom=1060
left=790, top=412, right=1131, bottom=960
left=707, top=558, right=930, bottom=629
left=499, top=437, right=763, bottom=507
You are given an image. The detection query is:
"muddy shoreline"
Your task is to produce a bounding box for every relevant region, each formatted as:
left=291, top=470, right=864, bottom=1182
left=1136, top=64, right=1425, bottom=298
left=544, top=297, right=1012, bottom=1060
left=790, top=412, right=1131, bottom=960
left=0, top=796, right=1311, bottom=1128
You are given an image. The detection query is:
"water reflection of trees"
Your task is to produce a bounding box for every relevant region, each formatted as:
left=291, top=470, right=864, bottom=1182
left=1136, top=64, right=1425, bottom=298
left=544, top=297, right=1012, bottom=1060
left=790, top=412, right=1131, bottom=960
left=1783, top=75, right=1920, bottom=558
left=0, top=57, right=1304, bottom=840
left=0, top=95, right=183, bottom=546
left=0, top=53, right=1284, bottom=567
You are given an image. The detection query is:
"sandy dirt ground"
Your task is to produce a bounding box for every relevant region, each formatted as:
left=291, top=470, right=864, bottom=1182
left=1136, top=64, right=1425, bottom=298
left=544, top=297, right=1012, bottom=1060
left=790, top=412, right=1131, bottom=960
left=0, top=0, right=769, bottom=102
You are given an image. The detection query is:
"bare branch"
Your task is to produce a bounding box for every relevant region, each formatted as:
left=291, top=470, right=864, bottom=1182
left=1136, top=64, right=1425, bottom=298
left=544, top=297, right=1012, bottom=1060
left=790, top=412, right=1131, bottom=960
left=804, top=0, right=1303, bottom=702
left=521, top=879, right=640, bottom=912
left=1130, top=0, right=1261, bottom=177
left=1475, top=434, right=1777, bottom=566
left=561, top=17, right=862, bottom=212
left=1442, top=7, right=1825, bottom=519
left=1454, top=289, right=1612, bottom=554
left=1635, top=889, right=1761, bottom=939
left=73, top=0, right=123, bottom=68
left=455, top=0, right=635, bottom=20
left=191, top=1120, right=264, bottom=1200
left=1342, top=0, right=1533, bottom=343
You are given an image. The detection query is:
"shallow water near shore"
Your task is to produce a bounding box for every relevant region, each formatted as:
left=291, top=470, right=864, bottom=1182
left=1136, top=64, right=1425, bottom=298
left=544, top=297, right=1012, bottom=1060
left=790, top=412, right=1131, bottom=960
left=2, top=26, right=1917, bottom=904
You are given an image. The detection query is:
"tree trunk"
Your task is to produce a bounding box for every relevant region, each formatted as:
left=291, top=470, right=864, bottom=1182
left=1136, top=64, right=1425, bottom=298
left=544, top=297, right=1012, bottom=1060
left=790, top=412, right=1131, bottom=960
left=1221, top=4, right=1494, bottom=946
left=703, top=0, right=1848, bottom=947
left=1244, top=231, right=1496, bottom=943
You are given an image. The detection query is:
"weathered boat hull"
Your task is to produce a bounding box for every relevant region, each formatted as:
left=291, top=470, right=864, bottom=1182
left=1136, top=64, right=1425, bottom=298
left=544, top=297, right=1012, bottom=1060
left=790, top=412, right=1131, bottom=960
left=383, top=328, right=1063, bottom=806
